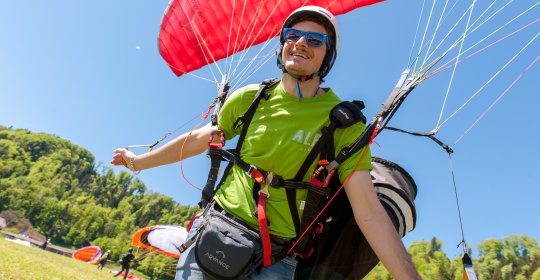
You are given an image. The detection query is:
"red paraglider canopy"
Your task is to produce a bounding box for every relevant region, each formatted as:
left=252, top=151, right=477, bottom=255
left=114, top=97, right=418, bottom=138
left=159, top=0, right=383, bottom=76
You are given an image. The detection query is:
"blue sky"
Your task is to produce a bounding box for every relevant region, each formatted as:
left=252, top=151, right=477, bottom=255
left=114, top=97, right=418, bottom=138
left=1, top=1, right=538, bottom=259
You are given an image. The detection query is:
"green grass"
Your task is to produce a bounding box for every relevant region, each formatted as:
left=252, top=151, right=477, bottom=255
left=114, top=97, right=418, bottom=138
left=0, top=236, right=148, bottom=280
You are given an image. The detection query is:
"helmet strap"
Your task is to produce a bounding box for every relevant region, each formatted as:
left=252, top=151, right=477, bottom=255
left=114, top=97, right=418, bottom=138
left=286, top=72, right=320, bottom=101
left=295, top=79, right=303, bottom=100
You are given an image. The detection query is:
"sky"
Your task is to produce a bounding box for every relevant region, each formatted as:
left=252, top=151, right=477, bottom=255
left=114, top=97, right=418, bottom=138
left=1, top=0, right=539, bottom=259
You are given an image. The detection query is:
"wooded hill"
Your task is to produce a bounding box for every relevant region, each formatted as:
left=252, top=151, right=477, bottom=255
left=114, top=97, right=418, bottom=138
left=1, top=125, right=539, bottom=279
left=0, top=125, right=198, bottom=277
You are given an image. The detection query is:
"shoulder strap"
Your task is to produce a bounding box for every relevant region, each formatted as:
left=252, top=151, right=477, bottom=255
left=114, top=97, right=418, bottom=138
left=233, top=78, right=280, bottom=151
left=293, top=100, right=366, bottom=182
left=201, top=78, right=280, bottom=207
left=329, top=100, right=366, bottom=128
left=290, top=100, right=367, bottom=251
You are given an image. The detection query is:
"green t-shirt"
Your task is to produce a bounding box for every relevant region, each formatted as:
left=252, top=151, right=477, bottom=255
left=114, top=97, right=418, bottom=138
left=215, top=81, right=372, bottom=238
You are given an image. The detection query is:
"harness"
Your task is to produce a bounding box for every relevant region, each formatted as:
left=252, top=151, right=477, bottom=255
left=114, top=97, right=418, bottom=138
left=200, top=78, right=368, bottom=267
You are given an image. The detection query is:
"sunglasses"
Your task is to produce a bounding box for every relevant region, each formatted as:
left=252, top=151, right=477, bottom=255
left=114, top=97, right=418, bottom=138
left=282, top=28, right=330, bottom=48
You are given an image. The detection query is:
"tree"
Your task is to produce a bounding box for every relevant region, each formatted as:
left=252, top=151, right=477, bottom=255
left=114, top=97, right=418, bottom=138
left=365, top=238, right=455, bottom=279
left=476, top=235, right=540, bottom=279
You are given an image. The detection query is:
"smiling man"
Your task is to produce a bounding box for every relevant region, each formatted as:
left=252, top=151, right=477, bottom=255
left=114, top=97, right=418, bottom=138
left=113, top=6, right=420, bottom=280
left=277, top=7, right=337, bottom=101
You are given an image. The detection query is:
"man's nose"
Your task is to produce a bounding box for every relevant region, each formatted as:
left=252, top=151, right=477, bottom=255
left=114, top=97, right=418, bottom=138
left=294, top=35, right=309, bottom=47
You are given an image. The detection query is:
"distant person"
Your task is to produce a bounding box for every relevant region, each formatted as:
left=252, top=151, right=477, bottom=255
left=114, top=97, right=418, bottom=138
left=40, top=238, right=50, bottom=250
left=97, top=249, right=111, bottom=270
left=114, top=248, right=135, bottom=279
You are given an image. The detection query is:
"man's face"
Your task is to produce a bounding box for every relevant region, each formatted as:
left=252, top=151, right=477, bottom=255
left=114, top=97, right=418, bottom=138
left=281, top=21, right=328, bottom=76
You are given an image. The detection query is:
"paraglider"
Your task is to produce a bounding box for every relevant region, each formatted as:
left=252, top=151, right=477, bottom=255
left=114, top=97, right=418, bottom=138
left=118, top=0, right=537, bottom=278
left=72, top=245, right=102, bottom=265
left=131, top=225, right=188, bottom=259
left=158, top=0, right=383, bottom=76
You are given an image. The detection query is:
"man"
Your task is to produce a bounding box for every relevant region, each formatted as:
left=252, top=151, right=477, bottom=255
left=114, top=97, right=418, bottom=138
left=113, top=248, right=135, bottom=279
left=97, top=249, right=111, bottom=270
left=112, top=6, right=420, bottom=279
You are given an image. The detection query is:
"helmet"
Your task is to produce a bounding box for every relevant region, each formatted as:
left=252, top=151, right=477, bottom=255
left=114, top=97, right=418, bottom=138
left=277, top=6, right=339, bottom=79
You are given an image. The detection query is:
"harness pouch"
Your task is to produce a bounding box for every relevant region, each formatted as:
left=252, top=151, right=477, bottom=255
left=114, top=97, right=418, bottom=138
left=296, top=157, right=417, bottom=280
left=195, top=206, right=263, bottom=280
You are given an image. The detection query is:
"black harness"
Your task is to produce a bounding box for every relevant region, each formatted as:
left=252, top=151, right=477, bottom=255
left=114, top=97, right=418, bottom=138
left=200, top=78, right=368, bottom=260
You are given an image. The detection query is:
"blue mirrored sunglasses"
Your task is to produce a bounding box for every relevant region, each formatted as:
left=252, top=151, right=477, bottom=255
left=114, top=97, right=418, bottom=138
left=282, top=28, right=330, bottom=48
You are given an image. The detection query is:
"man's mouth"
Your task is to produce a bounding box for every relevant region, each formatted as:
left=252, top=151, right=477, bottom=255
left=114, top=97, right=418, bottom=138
left=291, top=52, right=309, bottom=59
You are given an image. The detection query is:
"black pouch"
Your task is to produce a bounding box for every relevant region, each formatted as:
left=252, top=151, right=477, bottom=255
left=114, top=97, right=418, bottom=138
left=194, top=206, right=263, bottom=280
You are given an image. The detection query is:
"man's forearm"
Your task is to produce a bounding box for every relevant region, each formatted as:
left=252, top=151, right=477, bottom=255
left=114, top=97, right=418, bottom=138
left=134, top=123, right=212, bottom=170
left=345, top=171, right=421, bottom=279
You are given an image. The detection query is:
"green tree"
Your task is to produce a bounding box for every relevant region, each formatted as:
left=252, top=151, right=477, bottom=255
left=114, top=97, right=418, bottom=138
left=476, top=235, right=540, bottom=280
left=365, top=238, right=454, bottom=279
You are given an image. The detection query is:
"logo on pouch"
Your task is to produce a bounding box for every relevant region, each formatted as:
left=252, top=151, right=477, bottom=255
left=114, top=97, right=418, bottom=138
left=338, top=108, right=350, bottom=119
left=205, top=251, right=230, bottom=270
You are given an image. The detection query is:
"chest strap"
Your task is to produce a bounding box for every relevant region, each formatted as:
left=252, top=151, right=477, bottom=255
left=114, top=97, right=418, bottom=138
left=220, top=149, right=331, bottom=195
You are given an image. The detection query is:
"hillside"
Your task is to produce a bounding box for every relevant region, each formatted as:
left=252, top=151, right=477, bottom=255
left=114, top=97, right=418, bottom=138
left=0, top=125, right=199, bottom=278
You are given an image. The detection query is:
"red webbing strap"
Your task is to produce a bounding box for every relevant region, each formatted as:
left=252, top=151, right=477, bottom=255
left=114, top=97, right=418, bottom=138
left=257, top=186, right=272, bottom=267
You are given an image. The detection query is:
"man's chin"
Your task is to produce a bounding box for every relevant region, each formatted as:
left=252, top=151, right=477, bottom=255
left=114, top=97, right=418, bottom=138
left=285, top=65, right=309, bottom=76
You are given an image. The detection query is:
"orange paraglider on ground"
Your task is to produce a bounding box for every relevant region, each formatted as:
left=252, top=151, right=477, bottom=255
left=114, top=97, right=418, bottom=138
left=72, top=245, right=102, bottom=265
left=131, top=225, right=188, bottom=259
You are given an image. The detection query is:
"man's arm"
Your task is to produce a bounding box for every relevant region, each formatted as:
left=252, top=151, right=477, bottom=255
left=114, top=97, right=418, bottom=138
left=111, top=123, right=213, bottom=171
left=344, top=170, right=421, bottom=280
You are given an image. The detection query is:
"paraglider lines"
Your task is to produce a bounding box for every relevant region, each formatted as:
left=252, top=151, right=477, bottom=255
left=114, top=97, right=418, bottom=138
left=436, top=31, right=539, bottom=131
left=447, top=153, right=469, bottom=255
left=453, top=53, right=540, bottom=145
left=435, top=0, right=477, bottom=131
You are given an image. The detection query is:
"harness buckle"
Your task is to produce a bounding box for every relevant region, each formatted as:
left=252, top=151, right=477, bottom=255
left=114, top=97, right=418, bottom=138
left=309, top=160, right=335, bottom=188
left=208, top=129, right=225, bottom=149
left=265, top=172, right=274, bottom=187
left=245, top=165, right=255, bottom=175
left=246, top=165, right=266, bottom=185
left=258, top=184, right=270, bottom=199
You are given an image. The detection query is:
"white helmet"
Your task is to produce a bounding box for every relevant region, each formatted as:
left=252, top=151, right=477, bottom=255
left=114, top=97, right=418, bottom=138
left=277, top=6, right=339, bottom=78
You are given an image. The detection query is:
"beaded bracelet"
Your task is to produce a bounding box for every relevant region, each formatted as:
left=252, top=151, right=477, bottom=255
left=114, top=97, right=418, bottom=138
left=122, top=156, right=140, bottom=175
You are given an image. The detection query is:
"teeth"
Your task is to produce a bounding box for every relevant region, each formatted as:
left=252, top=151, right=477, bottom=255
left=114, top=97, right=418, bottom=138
left=292, top=53, right=308, bottom=59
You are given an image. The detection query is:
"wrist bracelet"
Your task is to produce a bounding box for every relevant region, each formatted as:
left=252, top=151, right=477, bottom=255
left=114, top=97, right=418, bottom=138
left=123, top=156, right=140, bottom=175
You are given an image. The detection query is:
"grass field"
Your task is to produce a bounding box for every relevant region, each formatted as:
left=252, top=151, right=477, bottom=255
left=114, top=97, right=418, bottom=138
left=0, top=236, right=148, bottom=280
